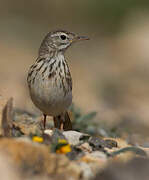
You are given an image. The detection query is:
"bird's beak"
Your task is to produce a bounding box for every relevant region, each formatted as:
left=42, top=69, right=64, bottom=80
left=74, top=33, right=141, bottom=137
left=76, top=36, right=89, bottom=41
left=71, top=35, right=89, bottom=43
left=76, top=36, right=90, bottom=41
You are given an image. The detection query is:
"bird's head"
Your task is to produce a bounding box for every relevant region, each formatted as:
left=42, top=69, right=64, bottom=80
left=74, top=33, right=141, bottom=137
left=39, top=30, right=89, bottom=56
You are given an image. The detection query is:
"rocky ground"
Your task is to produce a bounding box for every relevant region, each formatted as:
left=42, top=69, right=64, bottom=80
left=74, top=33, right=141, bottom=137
left=1, top=96, right=149, bottom=180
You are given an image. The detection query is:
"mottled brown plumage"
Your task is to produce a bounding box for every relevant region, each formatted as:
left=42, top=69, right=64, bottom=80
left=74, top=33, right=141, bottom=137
left=27, top=30, right=89, bottom=130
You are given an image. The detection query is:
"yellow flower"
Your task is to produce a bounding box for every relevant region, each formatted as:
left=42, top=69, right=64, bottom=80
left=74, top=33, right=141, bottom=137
left=55, top=139, right=71, bottom=154
left=32, top=136, right=43, bottom=143
left=56, top=144, right=71, bottom=154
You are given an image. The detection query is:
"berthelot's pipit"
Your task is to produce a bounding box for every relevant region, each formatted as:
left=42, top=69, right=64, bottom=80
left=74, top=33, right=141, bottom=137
left=27, top=30, right=89, bottom=130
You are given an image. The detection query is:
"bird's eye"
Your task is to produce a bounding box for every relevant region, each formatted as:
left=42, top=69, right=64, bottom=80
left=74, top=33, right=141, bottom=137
left=60, top=35, right=66, bottom=40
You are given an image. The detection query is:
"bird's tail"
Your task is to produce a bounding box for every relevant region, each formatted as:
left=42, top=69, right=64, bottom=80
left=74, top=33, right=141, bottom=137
left=53, top=111, right=72, bottom=131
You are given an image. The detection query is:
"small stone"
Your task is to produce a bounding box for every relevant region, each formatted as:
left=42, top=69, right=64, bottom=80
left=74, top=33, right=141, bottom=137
left=12, top=111, right=42, bottom=136
left=79, top=142, right=92, bottom=153
left=89, top=137, right=118, bottom=151
left=112, top=138, right=129, bottom=148
left=44, top=129, right=53, bottom=136
left=63, top=131, right=88, bottom=145
left=104, top=139, right=118, bottom=149
left=88, top=137, right=105, bottom=151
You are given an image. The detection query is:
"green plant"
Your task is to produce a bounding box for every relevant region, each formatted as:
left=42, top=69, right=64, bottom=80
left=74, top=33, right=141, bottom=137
left=70, top=104, right=97, bottom=135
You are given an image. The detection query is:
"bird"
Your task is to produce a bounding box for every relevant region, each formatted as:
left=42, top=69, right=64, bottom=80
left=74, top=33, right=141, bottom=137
left=27, top=30, right=89, bottom=130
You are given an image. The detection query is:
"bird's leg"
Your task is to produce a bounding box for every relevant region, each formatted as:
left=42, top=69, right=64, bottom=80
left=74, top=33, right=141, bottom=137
left=54, top=116, right=64, bottom=131
left=60, top=121, right=64, bottom=131
left=53, top=112, right=72, bottom=131
left=43, top=114, right=47, bottom=129
left=54, top=115, right=61, bottom=129
left=60, top=115, right=65, bottom=131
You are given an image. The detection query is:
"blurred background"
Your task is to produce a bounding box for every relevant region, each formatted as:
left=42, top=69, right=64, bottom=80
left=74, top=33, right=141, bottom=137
left=1, top=0, right=149, bottom=140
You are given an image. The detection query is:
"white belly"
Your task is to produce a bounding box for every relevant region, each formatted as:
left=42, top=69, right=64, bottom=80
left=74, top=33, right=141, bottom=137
left=30, top=76, right=72, bottom=116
